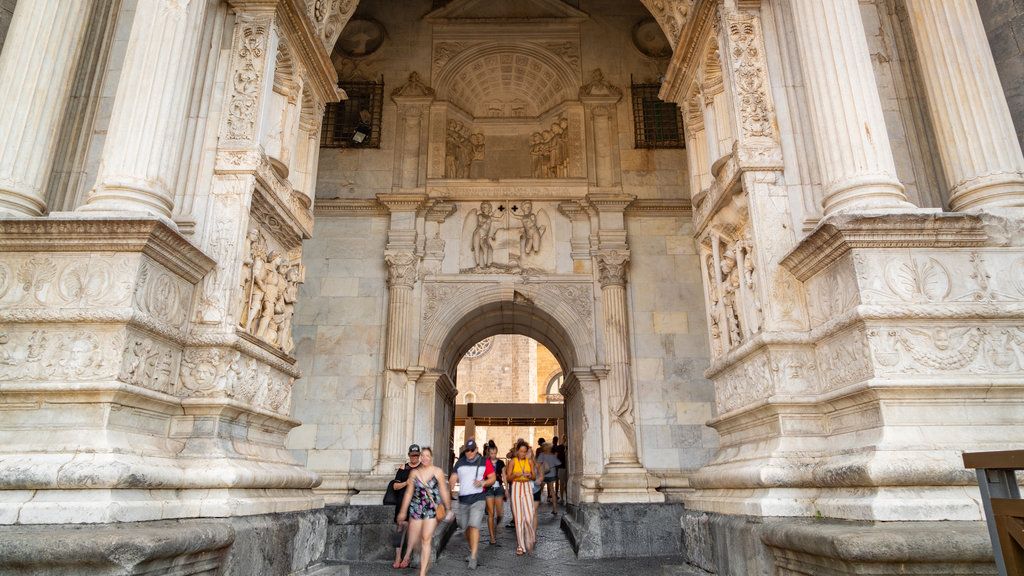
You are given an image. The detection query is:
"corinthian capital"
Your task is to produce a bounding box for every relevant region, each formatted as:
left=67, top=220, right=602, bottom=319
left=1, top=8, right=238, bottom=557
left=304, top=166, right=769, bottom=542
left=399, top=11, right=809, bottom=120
left=595, top=250, right=630, bottom=287
left=385, top=251, right=419, bottom=288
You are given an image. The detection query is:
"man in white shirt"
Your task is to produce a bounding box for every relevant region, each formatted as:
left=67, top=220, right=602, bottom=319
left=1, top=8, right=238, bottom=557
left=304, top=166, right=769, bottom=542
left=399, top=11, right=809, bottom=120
left=449, top=438, right=495, bottom=569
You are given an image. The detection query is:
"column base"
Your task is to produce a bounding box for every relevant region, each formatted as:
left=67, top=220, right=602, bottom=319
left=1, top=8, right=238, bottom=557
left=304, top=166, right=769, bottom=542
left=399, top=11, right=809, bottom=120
left=949, top=171, right=1024, bottom=211
left=681, top=510, right=996, bottom=575
left=579, top=469, right=666, bottom=503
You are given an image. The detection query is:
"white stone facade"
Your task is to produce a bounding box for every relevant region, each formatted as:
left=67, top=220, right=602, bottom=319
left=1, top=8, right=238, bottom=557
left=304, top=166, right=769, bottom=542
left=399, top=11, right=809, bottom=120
left=1, top=0, right=1023, bottom=572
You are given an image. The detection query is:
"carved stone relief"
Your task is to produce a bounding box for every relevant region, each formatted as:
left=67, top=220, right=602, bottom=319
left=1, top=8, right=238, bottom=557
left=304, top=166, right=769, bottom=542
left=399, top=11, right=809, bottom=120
left=815, top=327, right=873, bottom=392
left=461, top=200, right=552, bottom=274
left=530, top=117, right=570, bottom=179
left=445, top=120, right=484, bottom=179
left=726, top=13, right=774, bottom=140
left=237, top=227, right=305, bottom=354
left=638, top=0, right=694, bottom=49
left=223, top=18, right=270, bottom=143
left=119, top=335, right=177, bottom=394
left=0, top=327, right=123, bottom=381
left=0, top=255, right=135, bottom=308
left=135, top=261, right=190, bottom=329
left=178, top=347, right=294, bottom=414
left=700, top=231, right=763, bottom=356
left=715, top=349, right=772, bottom=413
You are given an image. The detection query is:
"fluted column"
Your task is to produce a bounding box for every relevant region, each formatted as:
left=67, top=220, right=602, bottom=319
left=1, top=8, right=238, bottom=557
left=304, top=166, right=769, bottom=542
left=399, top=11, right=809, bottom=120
left=0, top=0, right=93, bottom=216
left=905, top=0, right=1024, bottom=211
left=81, top=0, right=209, bottom=218
left=789, top=0, right=914, bottom=215
left=596, top=250, right=640, bottom=466
left=378, top=250, right=418, bottom=466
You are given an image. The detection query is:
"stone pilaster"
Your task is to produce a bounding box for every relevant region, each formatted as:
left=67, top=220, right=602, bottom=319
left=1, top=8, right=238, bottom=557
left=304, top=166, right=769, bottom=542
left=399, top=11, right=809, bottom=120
left=373, top=194, right=425, bottom=475
left=594, top=249, right=637, bottom=467
left=586, top=194, right=662, bottom=503
left=904, top=0, right=1024, bottom=211
left=81, top=0, right=210, bottom=219
left=391, top=72, right=435, bottom=191
left=0, top=0, right=94, bottom=216
left=788, top=0, right=914, bottom=215
left=579, top=70, right=623, bottom=189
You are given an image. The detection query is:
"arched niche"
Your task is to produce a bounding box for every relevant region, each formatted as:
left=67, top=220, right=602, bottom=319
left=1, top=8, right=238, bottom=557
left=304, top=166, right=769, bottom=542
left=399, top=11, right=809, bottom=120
left=434, top=43, right=580, bottom=120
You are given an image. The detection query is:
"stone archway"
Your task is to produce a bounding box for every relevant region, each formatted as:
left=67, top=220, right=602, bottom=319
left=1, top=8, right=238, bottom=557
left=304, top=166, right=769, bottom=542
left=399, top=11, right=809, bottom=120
left=415, top=279, right=598, bottom=504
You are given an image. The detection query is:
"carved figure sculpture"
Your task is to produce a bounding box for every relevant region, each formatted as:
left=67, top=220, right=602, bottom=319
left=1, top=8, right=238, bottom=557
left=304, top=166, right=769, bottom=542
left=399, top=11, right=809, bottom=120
left=720, top=248, right=742, bottom=345
left=277, top=265, right=301, bottom=353
left=445, top=120, right=482, bottom=178
left=240, top=229, right=268, bottom=329
left=471, top=201, right=497, bottom=269
left=255, top=252, right=284, bottom=340
left=529, top=117, right=569, bottom=178
left=511, top=200, right=545, bottom=256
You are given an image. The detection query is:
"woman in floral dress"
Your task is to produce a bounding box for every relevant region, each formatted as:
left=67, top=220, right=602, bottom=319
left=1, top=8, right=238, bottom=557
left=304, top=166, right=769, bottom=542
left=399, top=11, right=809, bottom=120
left=397, top=447, right=453, bottom=574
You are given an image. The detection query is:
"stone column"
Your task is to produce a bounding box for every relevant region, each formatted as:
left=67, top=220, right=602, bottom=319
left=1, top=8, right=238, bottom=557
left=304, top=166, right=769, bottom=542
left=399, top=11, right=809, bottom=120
left=0, top=0, right=94, bottom=216
left=904, top=0, right=1024, bottom=211
left=788, top=0, right=914, bottom=215
left=595, top=249, right=640, bottom=467
left=80, top=0, right=209, bottom=219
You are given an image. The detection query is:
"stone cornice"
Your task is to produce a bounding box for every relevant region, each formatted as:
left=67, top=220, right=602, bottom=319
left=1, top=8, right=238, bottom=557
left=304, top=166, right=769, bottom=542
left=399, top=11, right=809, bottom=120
left=781, top=211, right=989, bottom=282
left=660, top=0, right=716, bottom=105
left=625, top=199, right=693, bottom=217
left=377, top=193, right=429, bottom=213
left=0, top=217, right=215, bottom=284
left=584, top=193, right=636, bottom=214
left=314, top=198, right=389, bottom=217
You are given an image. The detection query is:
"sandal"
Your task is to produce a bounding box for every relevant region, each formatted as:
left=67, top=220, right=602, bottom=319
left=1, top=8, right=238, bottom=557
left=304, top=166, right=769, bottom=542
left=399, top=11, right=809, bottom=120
left=516, top=547, right=524, bottom=555
left=392, top=560, right=401, bottom=569
left=399, top=558, right=410, bottom=568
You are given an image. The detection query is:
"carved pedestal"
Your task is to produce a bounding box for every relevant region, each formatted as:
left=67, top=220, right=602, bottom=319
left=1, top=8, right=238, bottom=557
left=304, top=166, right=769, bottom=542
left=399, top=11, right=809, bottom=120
left=0, top=218, right=320, bottom=524
left=689, top=211, right=1024, bottom=521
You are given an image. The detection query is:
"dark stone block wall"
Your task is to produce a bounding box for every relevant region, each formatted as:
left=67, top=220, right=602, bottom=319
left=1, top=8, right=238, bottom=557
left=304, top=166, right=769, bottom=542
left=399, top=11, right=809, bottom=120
left=979, top=0, right=1024, bottom=152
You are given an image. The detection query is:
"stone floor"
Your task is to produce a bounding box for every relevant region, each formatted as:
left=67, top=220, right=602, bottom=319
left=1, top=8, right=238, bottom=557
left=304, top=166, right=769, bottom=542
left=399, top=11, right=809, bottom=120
left=326, top=500, right=701, bottom=576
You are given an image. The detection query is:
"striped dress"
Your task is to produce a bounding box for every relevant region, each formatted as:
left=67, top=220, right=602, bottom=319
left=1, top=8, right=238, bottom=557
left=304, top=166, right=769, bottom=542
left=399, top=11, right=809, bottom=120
left=509, top=457, right=536, bottom=550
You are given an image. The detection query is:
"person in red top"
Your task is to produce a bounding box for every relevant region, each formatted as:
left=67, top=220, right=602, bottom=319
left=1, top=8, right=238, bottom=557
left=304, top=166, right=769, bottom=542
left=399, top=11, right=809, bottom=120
left=448, top=438, right=495, bottom=569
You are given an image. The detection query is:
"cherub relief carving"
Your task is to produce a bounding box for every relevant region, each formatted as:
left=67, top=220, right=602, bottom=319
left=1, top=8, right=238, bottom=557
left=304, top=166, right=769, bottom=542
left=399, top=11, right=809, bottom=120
left=471, top=201, right=498, bottom=269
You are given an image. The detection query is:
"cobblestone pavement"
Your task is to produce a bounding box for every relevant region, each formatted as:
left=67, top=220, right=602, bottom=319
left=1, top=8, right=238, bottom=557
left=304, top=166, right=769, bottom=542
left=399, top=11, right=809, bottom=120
left=335, top=501, right=695, bottom=576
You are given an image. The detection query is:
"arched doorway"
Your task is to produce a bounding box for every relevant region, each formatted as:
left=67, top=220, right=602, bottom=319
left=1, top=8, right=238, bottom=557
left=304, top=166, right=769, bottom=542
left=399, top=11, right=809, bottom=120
left=412, top=282, right=599, bottom=505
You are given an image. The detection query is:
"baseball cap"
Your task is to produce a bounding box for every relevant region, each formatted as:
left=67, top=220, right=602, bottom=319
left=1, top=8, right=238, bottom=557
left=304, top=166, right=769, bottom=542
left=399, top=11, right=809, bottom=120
left=465, top=439, right=478, bottom=451
left=408, top=444, right=421, bottom=453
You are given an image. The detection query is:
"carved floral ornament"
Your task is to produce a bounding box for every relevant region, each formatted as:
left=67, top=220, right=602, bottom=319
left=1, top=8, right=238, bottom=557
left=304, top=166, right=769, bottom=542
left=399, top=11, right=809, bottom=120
left=385, top=251, right=419, bottom=288
left=223, top=18, right=270, bottom=142
left=596, top=250, right=630, bottom=287
left=726, top=13, right=775, bottom=141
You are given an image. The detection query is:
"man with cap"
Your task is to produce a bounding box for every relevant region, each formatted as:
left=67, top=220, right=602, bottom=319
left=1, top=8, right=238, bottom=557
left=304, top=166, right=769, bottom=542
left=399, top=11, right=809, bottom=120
left=449, top=438, right=495, bottom=569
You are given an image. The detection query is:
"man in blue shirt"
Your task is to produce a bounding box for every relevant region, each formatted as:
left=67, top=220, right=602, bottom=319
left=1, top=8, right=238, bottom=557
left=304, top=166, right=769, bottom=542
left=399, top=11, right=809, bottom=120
left=449, top=438, right=495, bottom=569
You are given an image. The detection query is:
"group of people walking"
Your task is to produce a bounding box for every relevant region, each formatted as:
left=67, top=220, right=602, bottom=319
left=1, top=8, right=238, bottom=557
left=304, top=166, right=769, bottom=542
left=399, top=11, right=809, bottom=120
left=388, top=437, right=566, bottom=573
